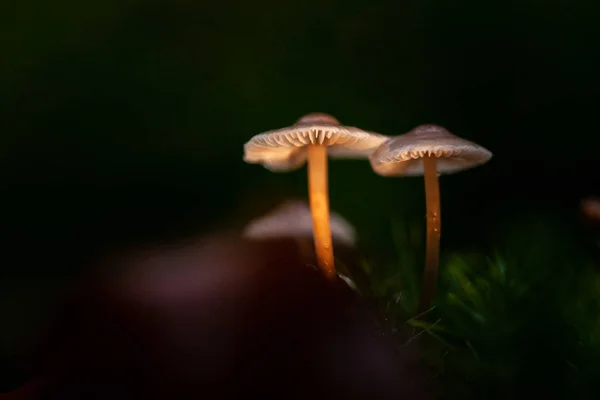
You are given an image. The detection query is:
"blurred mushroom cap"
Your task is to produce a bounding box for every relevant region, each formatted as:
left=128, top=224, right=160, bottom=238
left=242, top=199, right=357, bottom=246
left=581, top=196, right=600, bottom=225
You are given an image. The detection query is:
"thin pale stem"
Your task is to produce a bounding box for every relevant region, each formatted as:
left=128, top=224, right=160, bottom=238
left=418, top=155, right=441, bottom=314
left=307, top=144, right=336, bottom=280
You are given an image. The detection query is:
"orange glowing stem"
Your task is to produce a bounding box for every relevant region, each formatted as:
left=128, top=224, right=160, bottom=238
left=418, top=155, right=441, bottom=313
left=307, top=144, right=336, bottom=280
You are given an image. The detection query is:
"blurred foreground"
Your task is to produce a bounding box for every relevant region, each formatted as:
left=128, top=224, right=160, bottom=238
left=5, top=230, right=426, bottom=399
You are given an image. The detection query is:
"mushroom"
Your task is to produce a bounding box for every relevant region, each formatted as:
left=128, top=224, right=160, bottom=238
left=581, top=196, right=600, bottom=225
left=242, top=199, right=359, bottom=290
left=244, top=113, right=387, bottom=279
left=369, top=124, right=492, bottom=312
left=243, top=200, right=356, bottom=247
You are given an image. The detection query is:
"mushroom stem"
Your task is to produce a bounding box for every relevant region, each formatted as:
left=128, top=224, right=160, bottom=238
left=418, top=155, right=441, bottom=313
left=307, top=144, right=336, bottom=279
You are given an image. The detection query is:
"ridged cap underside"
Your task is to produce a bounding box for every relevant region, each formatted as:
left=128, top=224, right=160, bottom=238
left=244, top=125, right=388, bottom=171
left=370, top=138, right=492, bottom=176
left=247, top=125, right=384, bottom=148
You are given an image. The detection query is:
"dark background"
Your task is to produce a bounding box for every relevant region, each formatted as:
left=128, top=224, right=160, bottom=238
left=1, top=0, right=599, bottom=391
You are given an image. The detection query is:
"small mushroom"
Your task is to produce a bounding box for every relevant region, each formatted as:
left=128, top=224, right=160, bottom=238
left=243, top=200, right=356, bottom=247
left=581, top=196, right=600, bottom=225
left=369, top=124, right=492, bottom=312
left=244, top=113, right=387, bottom=279
left=242, top=199, right=359, bottom=290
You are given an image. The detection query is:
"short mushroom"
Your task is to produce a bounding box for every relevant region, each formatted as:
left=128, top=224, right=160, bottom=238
left=369, top=124, right=492, bottom=312
left=244, top=113, right=388, bottom=279
left=242, top=199, right=356, bottom=249
left=581, top=196, right=600, bottom=224
left=242, top=199, right=359, bottom=290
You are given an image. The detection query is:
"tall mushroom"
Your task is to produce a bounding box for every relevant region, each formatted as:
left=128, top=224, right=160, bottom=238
left=369, top=124, right=492, bottom=312
left=244, top=113, right=387, bottom=279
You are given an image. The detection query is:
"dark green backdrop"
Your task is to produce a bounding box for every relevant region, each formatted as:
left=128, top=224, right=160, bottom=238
left=1, top=0, right=599, bottom=391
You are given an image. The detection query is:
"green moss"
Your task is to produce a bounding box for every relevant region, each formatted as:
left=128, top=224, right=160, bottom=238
left=349, top=214, right=600, bottom=399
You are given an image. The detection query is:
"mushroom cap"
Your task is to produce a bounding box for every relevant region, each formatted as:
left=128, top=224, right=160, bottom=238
left=369, top=124, right=492, bottom=176
left=244, top=113, right=389, bottom=172
left=242, top=200, right=357, bottom=247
